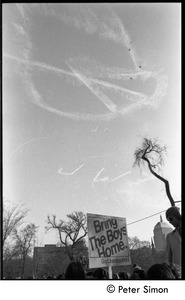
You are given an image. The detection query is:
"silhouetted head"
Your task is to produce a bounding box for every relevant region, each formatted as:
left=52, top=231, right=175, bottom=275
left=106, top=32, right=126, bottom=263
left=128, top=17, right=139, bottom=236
left=113, top=273, right=119, bottom=279
left=93, top=268, right=108, bottom=279
left=118, top=271, right=129, bottom=279
left=133, top=263, right=139, bottom=268
left=85, top=270, right=94, bottom=279
left=130, top=268, right=147, bottom=279
left=57, top=274, right=64, bottom=279
left=166, top=206, right=181, bottom=228
left=147, top=263, right=181, bottom=279
left=65, top=261, right=86, bottom=280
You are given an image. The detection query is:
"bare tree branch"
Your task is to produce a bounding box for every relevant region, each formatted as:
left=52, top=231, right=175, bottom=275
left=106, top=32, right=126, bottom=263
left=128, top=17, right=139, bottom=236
left=134, top=137, right=175, bottom=206
left=45, top=211, right=87, bottom=261
left=13, top=223, right=38, bottom=278
left=3, top=200, right=29, bottom=247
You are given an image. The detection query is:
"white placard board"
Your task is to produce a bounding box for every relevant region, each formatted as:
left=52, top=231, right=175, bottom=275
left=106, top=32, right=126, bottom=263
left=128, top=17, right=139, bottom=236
left=87, top=213, right=131, bottom=269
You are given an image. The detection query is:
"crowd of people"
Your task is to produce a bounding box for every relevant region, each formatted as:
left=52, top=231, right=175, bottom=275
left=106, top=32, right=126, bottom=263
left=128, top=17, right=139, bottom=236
left=31, top=261, right=181, bottom=280
left=25, top=206, right=182, bottom=280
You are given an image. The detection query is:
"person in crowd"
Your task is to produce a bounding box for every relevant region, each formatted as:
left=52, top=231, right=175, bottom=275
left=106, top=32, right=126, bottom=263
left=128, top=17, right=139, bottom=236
left=132, top=263, right=139, bottom=268
left=92, top=268, right=108, bottom=279
left=85, top=270, right=94, bottom=279
left=65, top=261, right=86, bottom=280
left=118, top=271, right=130, bottom=279
left=130, top=265, right=147, bottom=279
left=168, top=263, right=181, bottom=279
left=165, top=206, right=181, bottom=267
left=146, top=262, right=181, bottom=279
left=56, top=273, right=65, bottom=279
left=113, top=273, right=120, bottom=279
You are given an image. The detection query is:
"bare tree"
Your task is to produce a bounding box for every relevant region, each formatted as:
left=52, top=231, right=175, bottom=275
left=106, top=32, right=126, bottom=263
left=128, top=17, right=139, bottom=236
left=133, top=137, right=175, bottom=206
left=3, top=200, right=29, bottom=251
left=13, top=223, right=38, bottom=279
left=128, top=236, right=150, bottom=250
left=45, top=211, right=87, bottom=261
left=128, top=236, right=153, bottom=270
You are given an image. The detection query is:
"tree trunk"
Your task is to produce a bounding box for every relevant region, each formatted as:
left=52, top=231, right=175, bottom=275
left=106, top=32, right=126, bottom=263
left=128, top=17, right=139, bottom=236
left=142, top=156, right=175, bottom=207
left=21, top=255, right=26, bottom=279
left=68, top=252, right=75, bottom=261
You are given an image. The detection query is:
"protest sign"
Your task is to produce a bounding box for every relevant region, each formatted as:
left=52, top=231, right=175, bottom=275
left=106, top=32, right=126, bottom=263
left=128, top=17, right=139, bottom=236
left=87, top=213, right=131, bottom=269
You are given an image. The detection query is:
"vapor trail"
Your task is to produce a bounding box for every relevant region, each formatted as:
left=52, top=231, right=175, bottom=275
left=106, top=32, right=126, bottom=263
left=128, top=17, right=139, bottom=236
left=4, top=53, right=148, bottom=102
left=58, top=163, right=84, bottom=175
left=93, top=167, right=105, bottom=182
left=68, top=66, right=118, bottom=113
left=6, top=137, right=50, bottom=159
left=110, top=170, right=131, bottom=182
left=4, top=52, right=168, bottom=121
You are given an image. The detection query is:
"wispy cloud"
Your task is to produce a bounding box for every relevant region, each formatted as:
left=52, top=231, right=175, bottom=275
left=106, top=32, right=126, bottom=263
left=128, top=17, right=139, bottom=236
left=129, top=175, right=155, bottom=187
left=46, top=5, right=140, bottom=69
left=13, top=23, right=26, bottom=36
left=16, top=3, right=27, bottom=19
